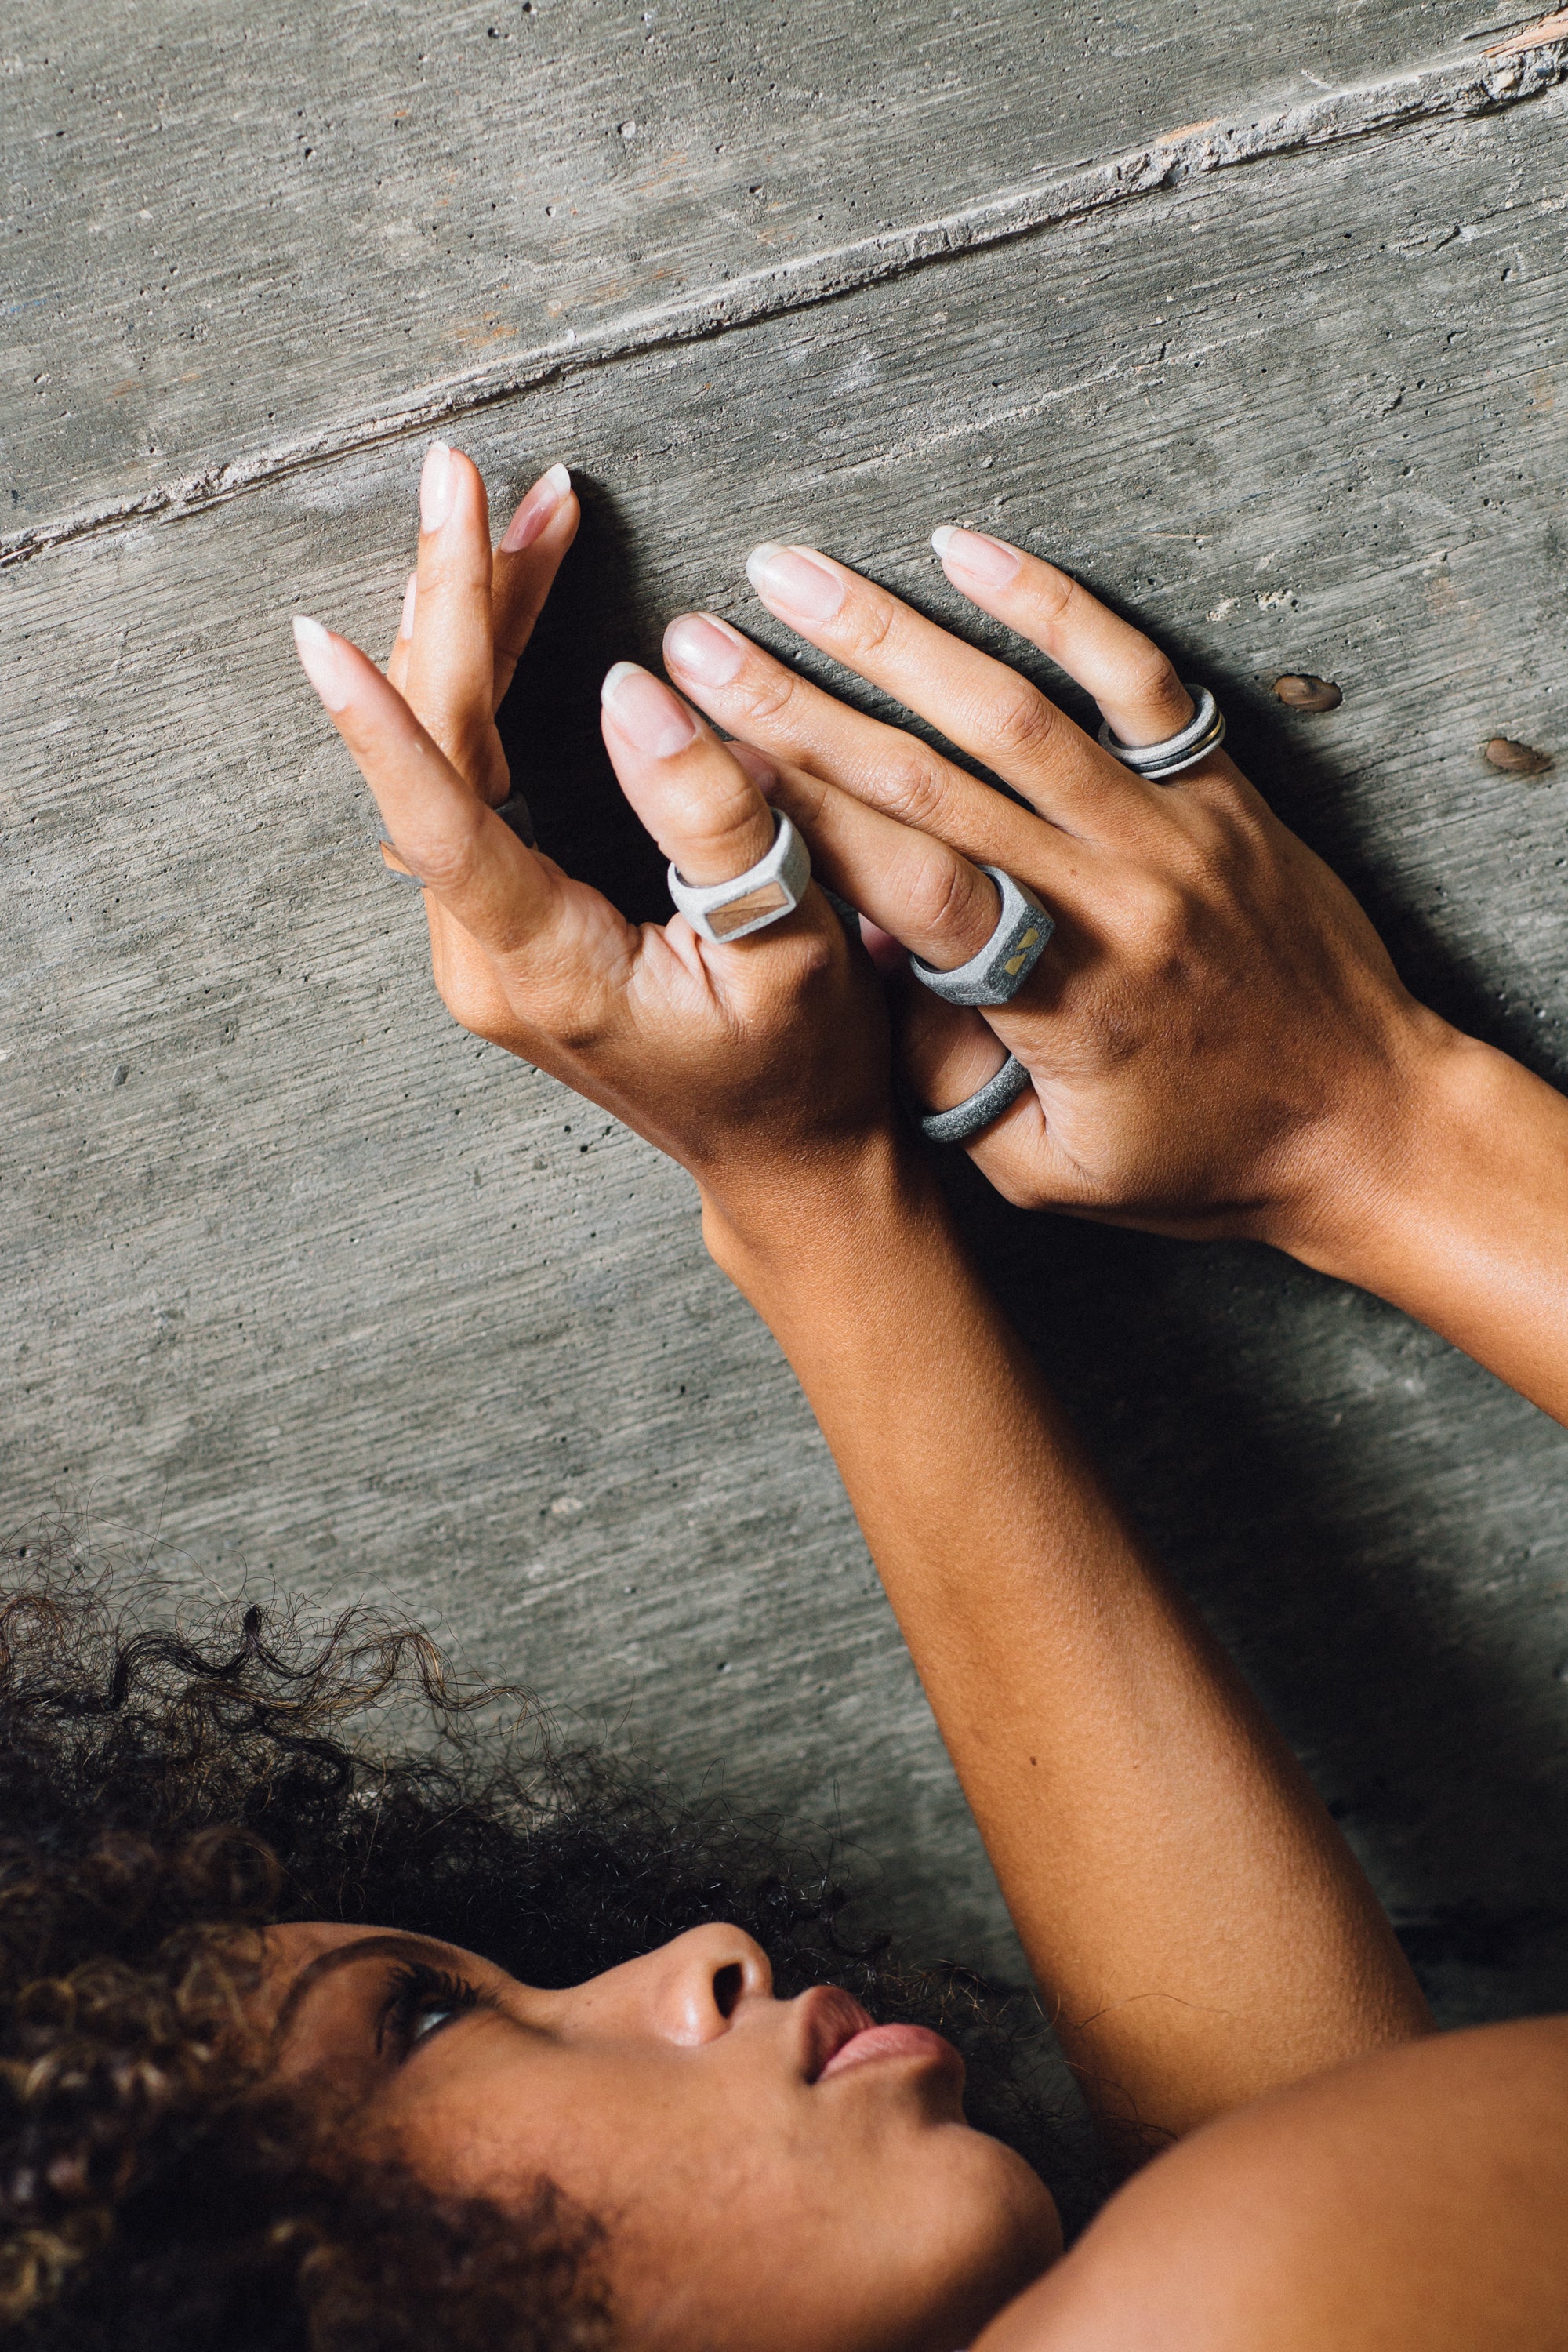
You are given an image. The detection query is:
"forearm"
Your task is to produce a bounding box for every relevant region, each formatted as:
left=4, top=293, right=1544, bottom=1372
left=1288, top=1023, right=1568, bottom=1425
left=704, top=1142, right=1429, bottom=2141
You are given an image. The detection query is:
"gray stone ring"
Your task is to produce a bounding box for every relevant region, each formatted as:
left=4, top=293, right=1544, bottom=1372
left=909, top=866, right=1054, bottom=1008
left=1098, top=684, right=1226, bottom=781
left=666, top=810, right=811, bottom=943
left=916, top=1053, right=1033, bottom=1145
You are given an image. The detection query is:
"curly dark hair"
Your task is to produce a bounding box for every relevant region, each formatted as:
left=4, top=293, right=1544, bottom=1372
left=0, top=1530, right=1098, bottom=2351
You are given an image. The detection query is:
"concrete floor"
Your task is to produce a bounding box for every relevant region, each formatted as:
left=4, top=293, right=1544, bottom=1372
left=3, top=5, right=1567, bottom=2029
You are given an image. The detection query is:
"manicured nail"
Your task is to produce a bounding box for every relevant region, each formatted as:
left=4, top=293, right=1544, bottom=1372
left=664, top=612, right=746, bottom=688
left=727, top=739, right=779, bottom=793
left=931, top=525, right=1021, bottom=588
left=398, top=572, right=417, bottom=640
left=745, top=543, right=845, bottom=622
left=601, top=662, right=699, bottom=758
left=419, top=440, right=454, bottom=533
left=501, top=462, right=572, bottom=552
left=292, top=615, right=355, bottom=713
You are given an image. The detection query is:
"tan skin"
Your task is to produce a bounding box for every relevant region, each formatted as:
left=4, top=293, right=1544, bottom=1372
left=289, top=445, right=1568, bottom=2348
left=260, top=1921, right=1051, bottom=2352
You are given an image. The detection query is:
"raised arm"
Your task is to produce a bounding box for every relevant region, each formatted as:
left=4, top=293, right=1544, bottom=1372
left=664, top=535, right=1568, bottom=1425
left=702, top=1157, right=1428, bottom=2144
left=294, top=449, right=1428, bottom=2158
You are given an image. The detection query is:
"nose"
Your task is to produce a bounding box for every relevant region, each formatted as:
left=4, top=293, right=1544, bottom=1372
left=559, top=1923, right=775, bottom=2048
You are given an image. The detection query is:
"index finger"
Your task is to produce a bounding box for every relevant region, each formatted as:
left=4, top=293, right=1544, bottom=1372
left=291, top=615, right=632, bottom=990
left=662, top=610, right=1041, bottom=868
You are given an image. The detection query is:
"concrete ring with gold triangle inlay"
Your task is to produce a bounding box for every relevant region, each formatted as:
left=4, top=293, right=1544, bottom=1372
left=909, top=864, right=1054, bottom=1008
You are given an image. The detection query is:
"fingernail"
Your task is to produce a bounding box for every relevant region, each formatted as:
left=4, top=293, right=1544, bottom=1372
left=292, top=615, right=355, bottom=713
left=727, top=739, right=779, bottom=793
left=745, top=543, right=845, bottom=622
left=664, top=612, right=746, bottom=688
left=500, top=462, right=572, bottom=552
left=931, top=525, right=1020, bottom=587
left=398, top=572, right=417, bottom=640
left=419, top=440, right=454, bottom=533
left=601, top=661, right=699, bottom=759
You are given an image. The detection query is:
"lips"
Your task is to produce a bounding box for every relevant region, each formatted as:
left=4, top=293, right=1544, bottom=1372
left=800, top=1985, right=877, bottom=2082
left=818, top=2021, right=965, bottom=2084
left=800, top=1984, right=964, bottom=2087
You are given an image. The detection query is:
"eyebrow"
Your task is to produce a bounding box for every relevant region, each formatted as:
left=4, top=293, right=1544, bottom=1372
left=270, top=1931, right=462, bottom=2049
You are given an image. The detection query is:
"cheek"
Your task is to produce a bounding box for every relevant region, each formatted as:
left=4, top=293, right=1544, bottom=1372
left=383, top=2050, right=1059, bottom=2352
left=383, top=2042, right=759, bottom=2222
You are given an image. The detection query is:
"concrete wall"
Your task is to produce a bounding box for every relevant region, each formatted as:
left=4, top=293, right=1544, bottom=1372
left=4, top=5, right=1567, bottom=2022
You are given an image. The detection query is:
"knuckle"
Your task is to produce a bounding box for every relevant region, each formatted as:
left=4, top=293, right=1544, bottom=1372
left=1119, top=641, right=1187, bottom=716
left=902, top=851, right=976, bottom=944
left=407, top=815, right=490, bottom=898
left=874, top=750, right=953, bottom=832
left=535, top=997, right=608, bottom=1057
left=507, top=958, right=611, bottom=1057
left=983, top=681, right=1057, bottom=763
left=782, top=927, right=837, bottom=993
left=1024, top=563, right=1077, bottom=631
left=838, top=590, right=899, bottom=661
left=664, top=774, right=767, bottom=869
left=1126, top=874, right=1192, bottom=962
left=730, top=662, right=802, bottom=728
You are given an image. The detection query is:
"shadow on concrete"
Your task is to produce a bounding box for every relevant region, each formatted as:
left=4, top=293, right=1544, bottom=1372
left=497, top=473, right=673, bottom=925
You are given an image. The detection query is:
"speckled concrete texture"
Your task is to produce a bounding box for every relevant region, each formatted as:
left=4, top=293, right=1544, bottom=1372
left=3, top=5, right=1566, bottom=2028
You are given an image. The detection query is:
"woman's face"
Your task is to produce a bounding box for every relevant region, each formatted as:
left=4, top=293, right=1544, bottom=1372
left=262, top=1918, right=1059, bottom=2352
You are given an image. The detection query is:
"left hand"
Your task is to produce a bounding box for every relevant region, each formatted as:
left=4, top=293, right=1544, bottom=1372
left=662, top=532, right=1450, bottom=1254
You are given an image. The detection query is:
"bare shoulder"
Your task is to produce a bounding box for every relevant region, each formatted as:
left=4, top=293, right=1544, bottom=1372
left=977, top=2016, right=1568, bottom=2352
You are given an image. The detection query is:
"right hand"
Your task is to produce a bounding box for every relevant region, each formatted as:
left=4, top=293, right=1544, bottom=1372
left=662, top=532, right=1452, bottom=1254
left=290, top=448, right=1018, bottom=1227
left=289, top=446, right=891, bottom=1215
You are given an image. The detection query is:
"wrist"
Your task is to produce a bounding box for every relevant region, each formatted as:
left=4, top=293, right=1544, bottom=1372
left=699, top=1125, right=943, bottom=1306
left=1273, top=1014, right=1568, bottom=1419
left=1265, top=1004, right=1471, bottom=1281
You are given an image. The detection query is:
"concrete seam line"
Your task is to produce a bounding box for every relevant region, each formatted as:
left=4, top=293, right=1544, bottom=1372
left=3, top=36, right=1564, bottom=572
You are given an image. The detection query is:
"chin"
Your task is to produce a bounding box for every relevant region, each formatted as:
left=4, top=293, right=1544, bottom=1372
left=909, top=2129, right=1062, bottom=2352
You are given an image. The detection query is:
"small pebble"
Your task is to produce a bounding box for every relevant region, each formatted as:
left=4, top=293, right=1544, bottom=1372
left=1274, top=674, right=1343, bottom=712
left=1482, top=736, right=1553, bottom=778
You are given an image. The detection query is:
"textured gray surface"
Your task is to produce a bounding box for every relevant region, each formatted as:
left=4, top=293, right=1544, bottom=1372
left=4, top=5, right=1568, bottom=2024
left=0, top=0, right=1515, bottom=524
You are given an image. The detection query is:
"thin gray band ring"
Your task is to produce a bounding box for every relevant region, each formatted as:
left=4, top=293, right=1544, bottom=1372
left=916, top=1054, right=1032, bottom=1145
left=1098, top=684, right=1226, bottom=782
left=383, top=790, right=536, bottom=887
left=910, top=865, right=1054, bottom=1008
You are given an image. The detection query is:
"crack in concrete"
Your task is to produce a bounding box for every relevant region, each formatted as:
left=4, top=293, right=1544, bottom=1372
left=3, top=33, right=1564, bottom=571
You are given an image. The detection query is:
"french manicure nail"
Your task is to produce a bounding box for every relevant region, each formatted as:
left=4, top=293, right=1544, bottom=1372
left=931, top=525, right=1020, bottom=587
left=419, top=440, right=454, bottom=533
left=292, top=615, right=355, bottom=712
left=745, top=543, right=845, bottom=622
left=601, top=661, right=699, bottom=759
left=664, top=612, right=746, bottom=688
left=398, top=572, right=417, bottom=640
left=500, top=462, right=572, bottom=552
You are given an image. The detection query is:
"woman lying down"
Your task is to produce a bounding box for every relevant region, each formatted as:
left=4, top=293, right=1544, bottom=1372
left=7, top=448, right=1568, bottom=2352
